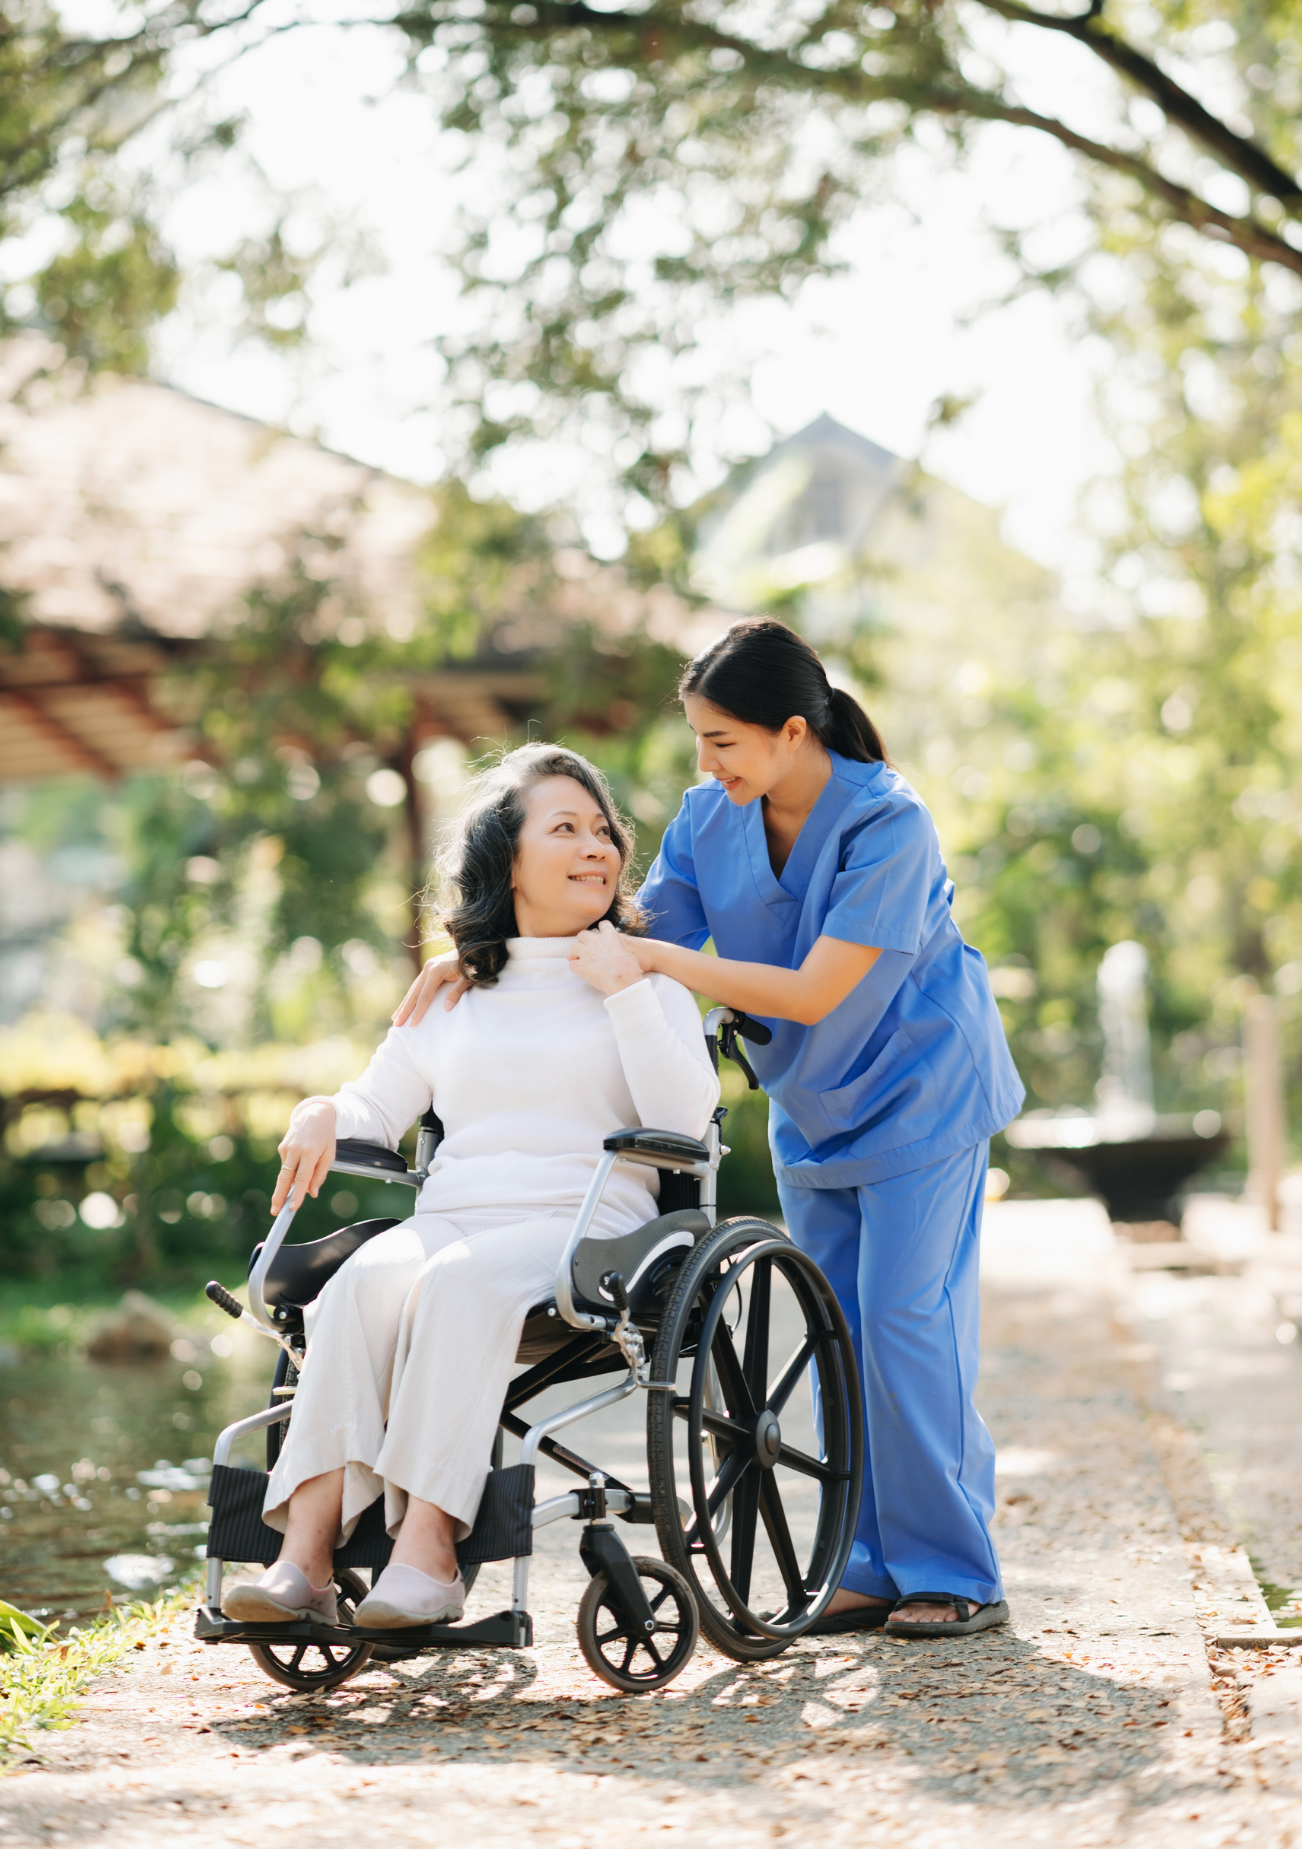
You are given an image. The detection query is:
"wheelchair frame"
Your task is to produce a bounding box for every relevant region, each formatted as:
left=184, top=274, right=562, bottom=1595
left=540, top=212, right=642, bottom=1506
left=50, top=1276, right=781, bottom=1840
left=195, top=1006, right=863, bottom=1694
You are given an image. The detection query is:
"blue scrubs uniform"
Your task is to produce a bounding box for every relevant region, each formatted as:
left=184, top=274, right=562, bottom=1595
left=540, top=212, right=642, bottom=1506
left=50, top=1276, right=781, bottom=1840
left=638, top=752, right=1024, bottom=1603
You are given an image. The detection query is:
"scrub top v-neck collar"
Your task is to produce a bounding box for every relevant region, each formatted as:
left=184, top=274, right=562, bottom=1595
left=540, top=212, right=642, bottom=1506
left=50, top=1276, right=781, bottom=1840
left=745, top=764, right=850, bottom=906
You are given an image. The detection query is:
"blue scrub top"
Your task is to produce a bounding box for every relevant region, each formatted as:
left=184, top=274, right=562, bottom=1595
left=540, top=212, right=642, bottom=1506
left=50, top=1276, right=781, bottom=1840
left=637, top=752, right=1025, bottom=1188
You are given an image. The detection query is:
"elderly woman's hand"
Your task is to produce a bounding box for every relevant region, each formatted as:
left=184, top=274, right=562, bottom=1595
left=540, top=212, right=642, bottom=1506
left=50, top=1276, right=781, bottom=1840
left=273, top=1098, right=338, bottom=1214
left=568, top=920, right=650, bottom=996
left=392, top=950, right=469, bottom=1026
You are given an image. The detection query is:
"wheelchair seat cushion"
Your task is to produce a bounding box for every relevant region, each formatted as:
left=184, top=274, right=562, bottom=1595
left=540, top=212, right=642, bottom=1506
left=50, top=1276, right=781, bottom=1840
left=249, top=1217, right=401, bottom=1320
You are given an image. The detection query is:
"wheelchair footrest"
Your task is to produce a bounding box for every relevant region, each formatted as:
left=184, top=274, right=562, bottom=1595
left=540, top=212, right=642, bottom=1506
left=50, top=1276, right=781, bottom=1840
left=346, top=1608, right=532, bottom=1651
left=194, top=1603, right=531, bottom=1650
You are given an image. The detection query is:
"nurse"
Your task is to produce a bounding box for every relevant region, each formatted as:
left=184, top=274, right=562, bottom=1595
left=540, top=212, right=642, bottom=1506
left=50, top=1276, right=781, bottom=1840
left=395, top=617, right=1024, bottom=1639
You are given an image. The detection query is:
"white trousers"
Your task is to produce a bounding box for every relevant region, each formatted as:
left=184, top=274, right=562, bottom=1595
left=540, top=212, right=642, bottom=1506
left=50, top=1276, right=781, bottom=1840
left=262, top=1208, right=578, bottom=1544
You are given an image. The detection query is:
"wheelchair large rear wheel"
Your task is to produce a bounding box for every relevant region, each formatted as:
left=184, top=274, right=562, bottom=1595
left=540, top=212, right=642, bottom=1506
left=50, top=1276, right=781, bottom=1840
left=647, top=1218, right=862, bottom=1661
left=247, top=1568, right=374, bottom=1692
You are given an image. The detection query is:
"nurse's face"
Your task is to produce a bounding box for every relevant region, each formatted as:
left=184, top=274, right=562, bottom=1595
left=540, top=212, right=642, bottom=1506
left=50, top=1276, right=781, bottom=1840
left=511, top=775, right=624, bottom=935
left=683, top=694, right=814, bottom=805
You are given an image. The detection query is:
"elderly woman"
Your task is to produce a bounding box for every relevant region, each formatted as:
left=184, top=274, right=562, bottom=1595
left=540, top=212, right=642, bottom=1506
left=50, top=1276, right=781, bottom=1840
left=224, top=745, right=719, bottom=1631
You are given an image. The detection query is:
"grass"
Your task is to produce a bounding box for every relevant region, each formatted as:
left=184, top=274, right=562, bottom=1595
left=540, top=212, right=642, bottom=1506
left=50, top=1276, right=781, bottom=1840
left=0, top=1575, right=201, bottom=1769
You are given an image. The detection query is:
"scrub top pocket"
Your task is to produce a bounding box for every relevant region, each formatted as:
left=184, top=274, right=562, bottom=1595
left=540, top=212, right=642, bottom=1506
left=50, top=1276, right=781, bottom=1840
left=816, top=1029, right=939, bottom=1147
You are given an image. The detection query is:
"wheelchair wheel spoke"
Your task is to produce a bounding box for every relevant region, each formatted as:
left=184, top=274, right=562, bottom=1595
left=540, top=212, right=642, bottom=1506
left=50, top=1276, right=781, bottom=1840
left=682, top=1447, right=749, bottom=1546
left=759, top=1474, right=807, bottom=1610
left=696, top=1408, right=745, bottom=1447
left=767, top=1334, right=818, bottom=1416
left=620, top=1640, right=637, bottom=1676
left=741, top=1257, right=772, bottom=1407
left=673, top=1397, right=744, bottom=1451
left=643, top=1638, right=665, bottom=1669
left=596, top=1623, right=624, bottom=1645
left=288, top=1645, right=307, bottom=1672
left=776, top=1441, right=843, bottom=1483
left=708, top=1325, right=756, bottom=1422
left=729, top=1466, right=762, bottom=1605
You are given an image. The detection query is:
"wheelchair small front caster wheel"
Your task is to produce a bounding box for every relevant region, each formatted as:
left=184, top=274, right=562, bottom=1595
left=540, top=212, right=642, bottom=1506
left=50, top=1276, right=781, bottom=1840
left=246, top=1568, right=374, bottom=1693
left=577, top=1555, right=699, bottom=1694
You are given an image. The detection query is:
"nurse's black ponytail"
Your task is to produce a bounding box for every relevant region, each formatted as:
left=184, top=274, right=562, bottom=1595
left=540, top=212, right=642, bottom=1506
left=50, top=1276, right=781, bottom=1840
left=679, top=618, right=888, bottom=764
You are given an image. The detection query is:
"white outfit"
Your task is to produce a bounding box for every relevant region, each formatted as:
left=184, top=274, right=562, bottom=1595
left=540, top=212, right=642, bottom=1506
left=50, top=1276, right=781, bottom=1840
left=263, top=939, right=719, bottom=1542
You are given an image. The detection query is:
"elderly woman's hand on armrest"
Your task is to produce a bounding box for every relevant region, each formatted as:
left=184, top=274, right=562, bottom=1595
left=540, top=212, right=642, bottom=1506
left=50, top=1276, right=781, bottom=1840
left=274, top=1098, right=338, bottom=1213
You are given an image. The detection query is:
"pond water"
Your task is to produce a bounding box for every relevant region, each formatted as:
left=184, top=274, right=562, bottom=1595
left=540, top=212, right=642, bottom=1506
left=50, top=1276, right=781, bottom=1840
left=0, top=1332, right=269, bottom=1626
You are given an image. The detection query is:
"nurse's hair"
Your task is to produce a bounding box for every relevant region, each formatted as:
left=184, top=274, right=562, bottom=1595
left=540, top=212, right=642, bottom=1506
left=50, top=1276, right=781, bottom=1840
left=433, top=743, right=644, bottom=986
left=679, top=618, right=888, bottom=764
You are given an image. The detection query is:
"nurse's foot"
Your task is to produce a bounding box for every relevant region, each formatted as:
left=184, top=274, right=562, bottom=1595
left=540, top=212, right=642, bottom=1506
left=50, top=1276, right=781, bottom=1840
left=825, top=1589, right=893, bottom=1617
left=892, top=1599, right=957, bottom=1623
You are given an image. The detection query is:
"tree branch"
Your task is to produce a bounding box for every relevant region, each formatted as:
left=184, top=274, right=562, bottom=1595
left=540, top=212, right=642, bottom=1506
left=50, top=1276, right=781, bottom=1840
left=444, top=3, right=1302, bottom=278
left=939, top=89, right=1302, bottom=278
left=974, top=0, right=1302, bottom=206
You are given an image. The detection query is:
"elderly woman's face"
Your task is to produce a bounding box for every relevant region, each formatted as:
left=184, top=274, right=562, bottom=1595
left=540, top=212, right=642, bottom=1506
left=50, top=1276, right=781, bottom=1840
left=510, top=775, right=624, bottom=936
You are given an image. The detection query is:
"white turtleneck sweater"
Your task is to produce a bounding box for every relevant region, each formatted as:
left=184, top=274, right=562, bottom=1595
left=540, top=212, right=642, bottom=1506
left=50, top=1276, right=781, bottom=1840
left=329, top=938, right=721, bottom=1233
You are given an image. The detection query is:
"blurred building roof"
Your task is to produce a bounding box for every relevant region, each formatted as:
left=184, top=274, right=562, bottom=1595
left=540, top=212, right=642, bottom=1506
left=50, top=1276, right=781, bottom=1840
left=0, top=341, right=550, bottom=782
left=691, top=413, right=907, bottom=624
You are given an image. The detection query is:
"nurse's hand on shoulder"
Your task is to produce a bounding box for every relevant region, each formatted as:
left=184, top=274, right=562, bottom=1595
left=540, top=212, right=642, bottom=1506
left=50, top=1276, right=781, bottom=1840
left=569, top=920, right=648, bottom=995
left=392, top=950, right=469, bottom=1026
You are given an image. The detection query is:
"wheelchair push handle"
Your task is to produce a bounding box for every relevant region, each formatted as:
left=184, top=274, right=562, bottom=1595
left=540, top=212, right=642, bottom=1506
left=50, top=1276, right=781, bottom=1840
left=704, top=1006, right=772, bottom=1091
left=206, top=1280, right=243, bottom=1320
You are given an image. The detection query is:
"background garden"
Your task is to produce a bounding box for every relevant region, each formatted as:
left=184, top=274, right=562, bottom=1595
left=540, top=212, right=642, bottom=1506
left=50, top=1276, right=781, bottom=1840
left=3, top=0, right=1302, bottom=1303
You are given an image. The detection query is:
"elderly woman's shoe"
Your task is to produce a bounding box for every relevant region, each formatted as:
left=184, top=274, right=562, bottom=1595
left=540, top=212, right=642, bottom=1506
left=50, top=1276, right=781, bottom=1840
left=223, top=1563, right=338, bottom=1625
left=354, top=1562, right=466, bottom=1628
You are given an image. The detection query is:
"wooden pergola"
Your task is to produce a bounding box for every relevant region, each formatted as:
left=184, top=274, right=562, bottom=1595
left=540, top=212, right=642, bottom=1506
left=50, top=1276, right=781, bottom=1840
left=0, top=344, right=559, bottom=783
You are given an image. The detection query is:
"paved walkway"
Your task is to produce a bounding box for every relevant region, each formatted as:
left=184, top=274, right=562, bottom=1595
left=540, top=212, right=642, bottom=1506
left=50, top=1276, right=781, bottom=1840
left=3, top=1201, right=1301, bottom=1847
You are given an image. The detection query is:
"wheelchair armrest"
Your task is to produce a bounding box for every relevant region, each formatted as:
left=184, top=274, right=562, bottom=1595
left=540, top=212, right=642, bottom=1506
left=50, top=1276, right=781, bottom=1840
left=332, top=1139, right=412, bottom=1177
left=603, top=1129, right=709, bottom=1174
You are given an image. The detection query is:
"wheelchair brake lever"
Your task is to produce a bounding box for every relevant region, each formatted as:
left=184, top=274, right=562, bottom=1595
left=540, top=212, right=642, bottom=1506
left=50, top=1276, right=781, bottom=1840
left=205, top=1280, right=303, bottom=1366
left=719, top=1019, right=761, bottom=1090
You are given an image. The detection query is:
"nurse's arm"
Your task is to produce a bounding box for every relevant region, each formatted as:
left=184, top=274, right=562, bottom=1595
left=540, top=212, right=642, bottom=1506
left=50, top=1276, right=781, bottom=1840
left=634, top=933, right=881, bottom=1027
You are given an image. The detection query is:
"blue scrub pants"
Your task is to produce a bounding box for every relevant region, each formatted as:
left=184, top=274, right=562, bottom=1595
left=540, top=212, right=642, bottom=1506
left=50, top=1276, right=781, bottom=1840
left=776, top=1140, right=1002, bottom=1606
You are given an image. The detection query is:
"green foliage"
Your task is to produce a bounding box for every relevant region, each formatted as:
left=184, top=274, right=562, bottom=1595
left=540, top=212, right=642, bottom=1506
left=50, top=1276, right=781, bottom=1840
left=6, top=2, right=1301, bottom=474
left=33, top=190, right=179, bottom=372
left=0, top=1078, right=407, bottom=1288
left=0, top=1578, right=200, bottom=1766
left=375, top=0, right=1302, bottom=498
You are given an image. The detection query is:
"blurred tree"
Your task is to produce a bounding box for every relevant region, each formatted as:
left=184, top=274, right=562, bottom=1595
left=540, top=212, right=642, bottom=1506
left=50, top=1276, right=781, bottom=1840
left=5, top=3, right=1299, bottom=457
left=386, top=0, right=1302, bottom=504
left=0, top=2, right=338, bottom=373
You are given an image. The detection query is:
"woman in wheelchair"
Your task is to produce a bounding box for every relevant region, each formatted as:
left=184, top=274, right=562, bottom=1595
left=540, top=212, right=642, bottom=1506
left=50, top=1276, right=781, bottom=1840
left=223, top=745, right=719, bottom=1633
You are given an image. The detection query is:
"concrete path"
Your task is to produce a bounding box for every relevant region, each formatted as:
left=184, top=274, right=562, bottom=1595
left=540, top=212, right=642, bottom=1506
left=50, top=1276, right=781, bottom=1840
left=3, top=1201, right=1302, bottom=1847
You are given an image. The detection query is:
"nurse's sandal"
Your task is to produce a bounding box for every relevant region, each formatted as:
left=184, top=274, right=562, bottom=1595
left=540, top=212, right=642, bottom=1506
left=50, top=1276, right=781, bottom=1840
left=884, top=1594, right=1010, bottom=1639
left=801, top=1600, right=892, bottom=1637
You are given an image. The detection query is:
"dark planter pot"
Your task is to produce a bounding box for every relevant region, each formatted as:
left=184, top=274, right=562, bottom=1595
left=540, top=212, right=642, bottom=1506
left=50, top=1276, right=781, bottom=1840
left=1006, top=1114, right=1229, bottom=1224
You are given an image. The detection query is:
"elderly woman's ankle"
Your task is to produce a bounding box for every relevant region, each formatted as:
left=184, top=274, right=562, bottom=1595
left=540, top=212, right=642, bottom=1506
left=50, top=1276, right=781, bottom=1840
left=279, top=1551, right=334, bottom=1590
left=391, top=1497, right=459, bottom=1583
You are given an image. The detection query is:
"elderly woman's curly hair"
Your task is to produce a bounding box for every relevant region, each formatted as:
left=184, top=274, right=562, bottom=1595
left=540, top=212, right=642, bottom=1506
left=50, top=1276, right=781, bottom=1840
left=432, top=744, right=644, bottom=985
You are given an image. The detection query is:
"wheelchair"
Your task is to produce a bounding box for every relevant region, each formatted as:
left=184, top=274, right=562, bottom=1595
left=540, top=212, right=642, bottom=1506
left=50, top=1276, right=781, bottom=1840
left=195, top=1007, right=864, bottom=1696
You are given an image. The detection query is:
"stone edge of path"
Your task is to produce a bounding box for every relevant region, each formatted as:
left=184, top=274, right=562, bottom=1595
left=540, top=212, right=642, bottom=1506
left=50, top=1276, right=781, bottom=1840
left=1109, top=1268, right=1302, bottom=1752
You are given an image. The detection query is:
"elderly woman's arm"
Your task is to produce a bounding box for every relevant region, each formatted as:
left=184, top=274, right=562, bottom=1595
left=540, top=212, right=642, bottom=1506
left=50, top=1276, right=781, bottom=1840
left=331, top=1027, right=433, bottom=1149
left=569, top=922, right=720, bottom=1140
left=603, top=978, right=721, bottom=1141
left=274, top=1029, right=432, bottom=1213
